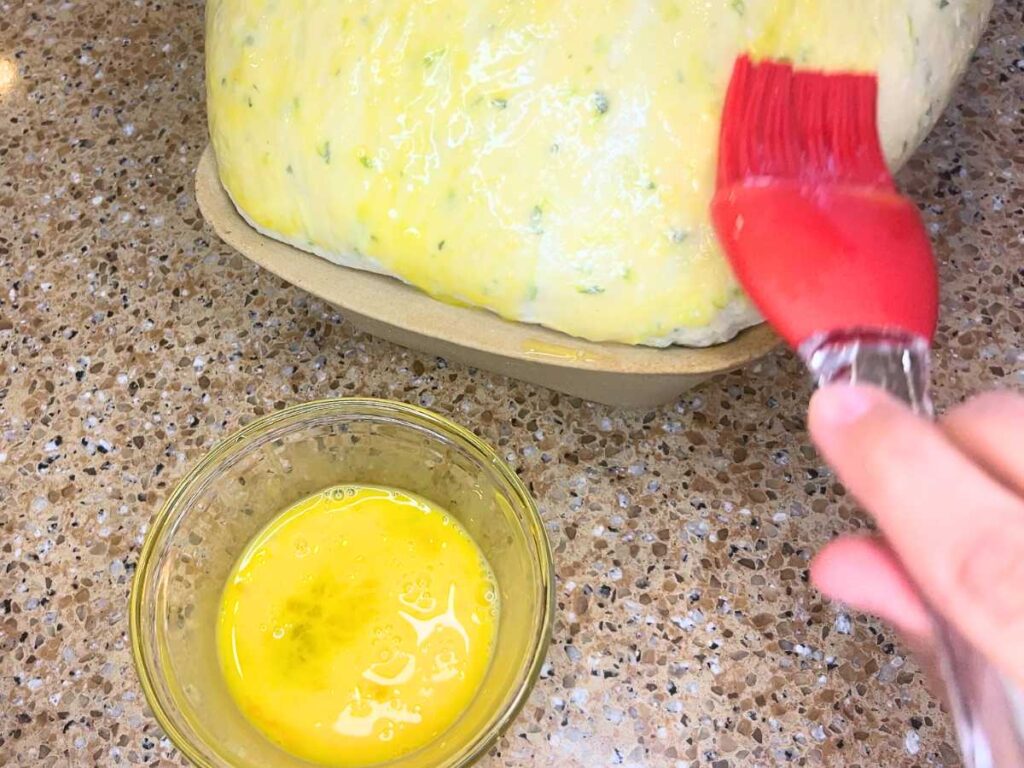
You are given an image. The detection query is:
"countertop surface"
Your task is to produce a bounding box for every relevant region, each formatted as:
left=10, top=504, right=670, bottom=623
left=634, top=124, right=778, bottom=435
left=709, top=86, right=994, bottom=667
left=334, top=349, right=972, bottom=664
left=1, top=2, right=1022, bottom=766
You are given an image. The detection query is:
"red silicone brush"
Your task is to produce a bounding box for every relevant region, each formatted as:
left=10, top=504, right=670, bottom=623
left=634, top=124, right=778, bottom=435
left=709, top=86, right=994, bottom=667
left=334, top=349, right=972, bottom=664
left=710, top=55, right=1024, bottom=767
left=712, top=55, right=937, bottom=354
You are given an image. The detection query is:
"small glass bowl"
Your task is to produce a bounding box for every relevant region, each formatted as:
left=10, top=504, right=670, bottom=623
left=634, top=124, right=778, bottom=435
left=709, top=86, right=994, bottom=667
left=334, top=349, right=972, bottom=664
left=130, top=399, right=554, bottom=768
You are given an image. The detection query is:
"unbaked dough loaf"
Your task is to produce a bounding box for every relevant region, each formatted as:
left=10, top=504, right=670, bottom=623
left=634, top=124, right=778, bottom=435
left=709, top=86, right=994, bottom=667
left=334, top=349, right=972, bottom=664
left=206, top=0, right=990, bottom=346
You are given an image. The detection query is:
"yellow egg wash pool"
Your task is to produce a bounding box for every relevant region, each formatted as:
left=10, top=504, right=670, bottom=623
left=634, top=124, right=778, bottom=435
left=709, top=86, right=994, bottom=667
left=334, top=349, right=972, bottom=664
left=206, top=0, right=988, bottom=346
left=216, top=485, right=499, bottom=767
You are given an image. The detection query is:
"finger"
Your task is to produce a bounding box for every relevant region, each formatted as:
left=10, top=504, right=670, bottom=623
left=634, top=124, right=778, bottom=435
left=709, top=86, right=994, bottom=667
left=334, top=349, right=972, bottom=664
left=813, top=537, right=950, bottom=701
left=942, top=391, right=1024, bottom=498
left=811, top=535, right=932, bottom=641
left=809, top=385, right=1024, bottom=687
left=813, top=537, right=948, bottom=702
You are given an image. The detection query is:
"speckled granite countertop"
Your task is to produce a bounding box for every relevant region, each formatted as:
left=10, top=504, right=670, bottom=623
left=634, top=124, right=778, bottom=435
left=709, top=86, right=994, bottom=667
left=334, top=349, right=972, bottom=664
left=1, top=2, right=1022, bottom=767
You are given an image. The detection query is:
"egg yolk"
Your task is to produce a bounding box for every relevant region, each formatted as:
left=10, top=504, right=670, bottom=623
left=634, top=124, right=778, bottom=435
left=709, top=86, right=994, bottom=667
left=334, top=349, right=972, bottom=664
left=217, top=485, right=499, bottom=767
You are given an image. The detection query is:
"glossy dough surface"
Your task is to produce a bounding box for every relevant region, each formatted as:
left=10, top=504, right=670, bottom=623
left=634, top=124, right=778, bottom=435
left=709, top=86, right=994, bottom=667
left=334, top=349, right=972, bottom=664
left=207, top=0, right=989, bottom=346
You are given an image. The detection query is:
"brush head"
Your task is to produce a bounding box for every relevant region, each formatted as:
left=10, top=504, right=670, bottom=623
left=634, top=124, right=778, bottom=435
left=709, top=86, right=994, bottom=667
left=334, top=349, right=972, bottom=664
left=712, top=56, right=937, bottom=348
left=716, top=56, right=895, bottom=191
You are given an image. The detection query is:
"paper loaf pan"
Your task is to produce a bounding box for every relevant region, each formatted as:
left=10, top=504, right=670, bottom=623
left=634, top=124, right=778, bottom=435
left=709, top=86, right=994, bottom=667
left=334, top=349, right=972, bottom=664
left=196, top=146, right=777, bottom=408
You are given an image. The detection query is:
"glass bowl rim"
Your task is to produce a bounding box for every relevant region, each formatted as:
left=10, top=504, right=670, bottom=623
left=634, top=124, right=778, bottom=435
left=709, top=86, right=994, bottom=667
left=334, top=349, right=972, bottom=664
left=129, top=397, right=555, bottom=768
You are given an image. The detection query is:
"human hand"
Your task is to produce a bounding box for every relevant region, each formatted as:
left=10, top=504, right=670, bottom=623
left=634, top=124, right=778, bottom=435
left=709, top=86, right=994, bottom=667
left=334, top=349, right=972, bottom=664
left=807, top=385, right=1024, bottom=688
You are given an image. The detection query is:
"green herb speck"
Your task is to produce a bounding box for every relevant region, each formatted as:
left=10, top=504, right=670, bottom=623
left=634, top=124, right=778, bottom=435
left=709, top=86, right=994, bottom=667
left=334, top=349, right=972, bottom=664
left=578, top=285, right=605, bottom=295
left=730, top=0, right=745, bottom=14
left=529, top=205, right=544, bottom=235
left=592, top=91, right=610, bottom=116
left=318, top=141, right=332, bottom=164
left=424, top=48, right=446, bottom=68
left=491, top=97, right=508, bottom=110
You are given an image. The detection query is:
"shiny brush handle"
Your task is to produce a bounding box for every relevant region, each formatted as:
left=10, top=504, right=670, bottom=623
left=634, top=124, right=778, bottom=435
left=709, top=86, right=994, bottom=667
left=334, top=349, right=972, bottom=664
left=802, top=331, right=1024, bottom=768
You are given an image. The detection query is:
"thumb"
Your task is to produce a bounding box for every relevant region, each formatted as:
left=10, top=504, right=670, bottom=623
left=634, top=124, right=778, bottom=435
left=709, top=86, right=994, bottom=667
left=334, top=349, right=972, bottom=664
left=809, top=385, right=1024, bottom=688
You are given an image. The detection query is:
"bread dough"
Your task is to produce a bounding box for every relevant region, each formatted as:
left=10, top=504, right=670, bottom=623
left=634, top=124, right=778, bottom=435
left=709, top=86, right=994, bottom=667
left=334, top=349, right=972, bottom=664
left=207, top=0, right=990, bottom=346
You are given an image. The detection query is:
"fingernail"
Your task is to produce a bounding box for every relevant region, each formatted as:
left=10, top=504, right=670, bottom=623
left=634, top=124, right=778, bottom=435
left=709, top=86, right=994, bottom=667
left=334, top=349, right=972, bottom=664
left=812, top=385, right=878, bottom=427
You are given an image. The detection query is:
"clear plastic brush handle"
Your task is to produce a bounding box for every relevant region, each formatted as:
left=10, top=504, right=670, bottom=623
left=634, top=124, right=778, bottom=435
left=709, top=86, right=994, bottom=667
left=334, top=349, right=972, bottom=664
left=802, top=330, right=1024, bottom=768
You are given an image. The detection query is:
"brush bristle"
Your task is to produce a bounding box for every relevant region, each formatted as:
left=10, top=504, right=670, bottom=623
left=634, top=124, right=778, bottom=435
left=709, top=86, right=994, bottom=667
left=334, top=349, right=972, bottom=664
left=717, top=56, right=894, bottom=190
